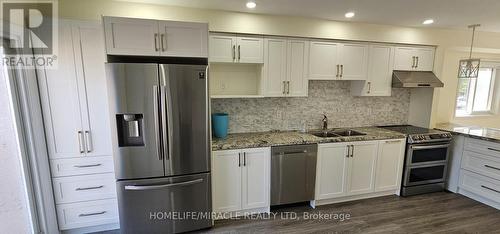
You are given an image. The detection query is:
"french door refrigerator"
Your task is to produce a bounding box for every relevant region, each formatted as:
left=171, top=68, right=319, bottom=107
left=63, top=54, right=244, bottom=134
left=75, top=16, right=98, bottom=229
left=106, top=62, right=211, bottom=233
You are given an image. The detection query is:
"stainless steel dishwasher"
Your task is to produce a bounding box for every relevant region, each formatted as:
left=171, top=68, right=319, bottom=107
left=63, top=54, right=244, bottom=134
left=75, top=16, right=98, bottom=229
left=271, top=144, right=317, bottom=205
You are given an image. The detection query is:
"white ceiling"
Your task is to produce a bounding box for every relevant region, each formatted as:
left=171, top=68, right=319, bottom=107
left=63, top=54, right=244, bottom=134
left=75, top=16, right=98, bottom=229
left=119, top=0, right=500, bottom=32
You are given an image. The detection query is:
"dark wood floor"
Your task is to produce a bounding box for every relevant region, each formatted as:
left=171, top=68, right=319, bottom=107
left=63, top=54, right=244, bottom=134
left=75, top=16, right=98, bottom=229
left=99, top=192, right=500, bottom=234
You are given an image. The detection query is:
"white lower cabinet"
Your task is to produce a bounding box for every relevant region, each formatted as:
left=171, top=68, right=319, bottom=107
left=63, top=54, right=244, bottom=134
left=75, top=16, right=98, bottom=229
left=56, top=199, right=119, bottom=230
left=212, top=147, right=270, bottom=215
left=315, top=139, right=405, bottom=204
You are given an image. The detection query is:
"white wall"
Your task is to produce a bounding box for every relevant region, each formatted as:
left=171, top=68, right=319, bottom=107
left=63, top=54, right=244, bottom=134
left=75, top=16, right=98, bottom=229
left=0, top=65, right=33, bottom=233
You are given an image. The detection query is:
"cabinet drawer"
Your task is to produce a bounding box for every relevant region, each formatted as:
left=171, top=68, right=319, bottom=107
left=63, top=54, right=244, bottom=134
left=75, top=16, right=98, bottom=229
left=465, top=138, right=500, bottom=159
left=50, top=156, right=114, bottom=177
left=53, top=173, right=116, bottom=204
left=460, top=170, right=500, bottom=203
left=462, top=150, right=500, bottom=180
left=56, top=199, right=119, bottom=230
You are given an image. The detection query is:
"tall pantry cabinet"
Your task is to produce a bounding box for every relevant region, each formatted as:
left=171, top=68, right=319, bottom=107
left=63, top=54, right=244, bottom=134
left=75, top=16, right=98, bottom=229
left=37, top=21, right=118, bottom=231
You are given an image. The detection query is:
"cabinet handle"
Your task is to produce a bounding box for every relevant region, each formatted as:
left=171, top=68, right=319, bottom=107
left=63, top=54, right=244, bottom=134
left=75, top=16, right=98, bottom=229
left=84, top=130, right=93, bottom=153
left=232, top=45, right=236, bottom=61
left=282, top=81, right=286, bottom=94
left=481, top=185, right=500, bottom=194
left=75, top=185, right=104, bottom=191
left=78, top=131, right=85, bottom=153
left=238, top=153, right=241, bottom=167
left=160, top=34, right=166, bottom=51
left=74, top=163, right=102, bottom=168
left=367, top=82, right=371, bottom=94
left=488, top=147, right=500, bottom=153
left=485, top=165, right=500, bottom=171
left=286, top=81, right=290, bottom=94
left=385, top=140, right=401, bottom=143
left=346, top=145, right=350, bottom=158
left=154, top=33, right=159, bottom=51
left=79, top=211, right=106, bottom=217
left=350, top=145, right=354, bottom=157
left=340, top=64, right=344, bottom=78
left=411, top=56, right=415, bottom=68
left=416, top=56, right=419, bottom=68
left=336, top=65, right=339, bottom=78
left=238, top=45, right=241, bottom=60
left=243, top=152, right=247, bottom=166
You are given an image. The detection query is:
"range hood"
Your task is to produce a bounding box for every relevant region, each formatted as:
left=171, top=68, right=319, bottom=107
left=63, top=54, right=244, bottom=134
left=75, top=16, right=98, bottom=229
left=392, top=71, right=444, bottom=88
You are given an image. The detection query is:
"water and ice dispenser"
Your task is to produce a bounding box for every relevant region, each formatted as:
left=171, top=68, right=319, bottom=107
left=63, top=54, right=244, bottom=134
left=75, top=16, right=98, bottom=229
left=116, top=114, right=144, bottom=147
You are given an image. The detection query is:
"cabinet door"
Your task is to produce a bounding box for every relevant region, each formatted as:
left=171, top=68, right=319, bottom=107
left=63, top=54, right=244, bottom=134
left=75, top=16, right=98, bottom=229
left=315, top=144, right=349, bottom=200
left=103, top=17, right=159, bottom=56
left=287, top=40, right=309, bottom=97
left=366, top=45, right=393, bottom=96
left=414, top=48, right=435, bottom=71
left=212, top=150, right=242, bottom=212
left=347, top=142, right=378, bottom=195
left=159, top=21, right=208, bottom=57
left=209, top=34, right=236, bottom=63
left=308, top=41, right=339, bottom=80
left=241, top=148, right=270, bottom=210
left=339, top=43, right=369, bottom=80
left=236, top=36, right=264, bottom=63
left=72, top=23, right=112, bottom=157
left=38, top=22, right=85, bottom=159
left=375, top=139, right=406, bottom=192
left=393, top=47, right=415, bottom=70
left=263, top=38, right=287, bottom=97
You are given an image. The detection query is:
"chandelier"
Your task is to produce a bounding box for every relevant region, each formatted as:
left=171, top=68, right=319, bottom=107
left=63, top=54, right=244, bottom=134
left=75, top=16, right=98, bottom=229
left=458, top=24, right=481, bottom=78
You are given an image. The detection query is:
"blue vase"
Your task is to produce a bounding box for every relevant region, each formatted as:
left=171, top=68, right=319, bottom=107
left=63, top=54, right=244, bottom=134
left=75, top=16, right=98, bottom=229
left=212, top=113, right=229, bottom=139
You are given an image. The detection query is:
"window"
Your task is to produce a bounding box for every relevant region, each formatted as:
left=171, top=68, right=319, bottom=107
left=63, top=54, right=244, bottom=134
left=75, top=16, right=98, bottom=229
left=455, top=63, right=498, bottom=116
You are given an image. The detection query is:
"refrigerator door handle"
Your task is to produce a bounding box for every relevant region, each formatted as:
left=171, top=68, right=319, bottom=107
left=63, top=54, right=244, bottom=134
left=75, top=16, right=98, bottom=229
left=160, top=65, right=174, bottom=161
left=124, top=179, right=204, bottom=190
left=153, top=85, right=163, bottom=160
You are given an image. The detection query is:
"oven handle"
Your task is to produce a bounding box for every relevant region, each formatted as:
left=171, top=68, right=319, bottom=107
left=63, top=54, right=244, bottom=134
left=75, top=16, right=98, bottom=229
left=410, top=143, right=450, bottom=150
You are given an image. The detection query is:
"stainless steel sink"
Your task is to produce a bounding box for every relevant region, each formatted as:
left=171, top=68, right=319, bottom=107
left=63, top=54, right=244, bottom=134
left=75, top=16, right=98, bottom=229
left=331, top=129, right=366, bottom=136
left=310, top=129, right=366, bottom=138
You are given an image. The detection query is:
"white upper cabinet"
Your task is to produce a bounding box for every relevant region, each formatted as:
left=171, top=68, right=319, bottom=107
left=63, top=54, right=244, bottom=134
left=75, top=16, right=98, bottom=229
left=104, top=17, right=159, bottom=56
left=308, top=41, right=339, bottom=80
left=287, top=40, right=309, bottom=97
left=263, top=38, right=287, bottom=97
left=262, top=38, right=309, bottom=97
left=209, top=34, right=237, bottom=63
left=158, top=21, right=208, bottom=57
left=375, top=139, right=406, bottom=192
left=394, top=46, right=435, bottom=71
left=339, top=43, right=369, bottom=80
left=209, top=34, right=263, bottom=63
left=351, top=45, right=394, bottom=96
left=309, top=41, right=368, bottom=80
left=103, top=16, right=208, bottom=57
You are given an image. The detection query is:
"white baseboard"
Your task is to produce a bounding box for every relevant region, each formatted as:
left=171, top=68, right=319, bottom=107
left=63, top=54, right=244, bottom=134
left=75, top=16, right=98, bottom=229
left=314, top=190, right=398, bottom=206
left=459, top=188, right=500, bottom=210
left=61, top=223, right=119, bottom=234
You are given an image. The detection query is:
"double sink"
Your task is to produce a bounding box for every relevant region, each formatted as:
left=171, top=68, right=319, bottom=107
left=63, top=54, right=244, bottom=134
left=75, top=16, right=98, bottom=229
left=310, top=129, right=366, bottom=138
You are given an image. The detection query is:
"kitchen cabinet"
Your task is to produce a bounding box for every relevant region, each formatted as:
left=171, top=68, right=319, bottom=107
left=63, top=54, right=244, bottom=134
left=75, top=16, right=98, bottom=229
left=374, top=139, right=406, bottom=192
left=104, top=16, right=208, bottom=57
left=316, top=139, right=405, bottom=203
left=37, top=21, right=118, bottom=231
left=212, top=147, right=270, bottom=214
left=394, top=46, right=435, bottom=71
left=309, top=41, right=368, bottom=80
left=262, top=38, right=309, bottom=97
left=351, top=45, right=394, bottom=96
left=209, top=34, right=263, bottom=63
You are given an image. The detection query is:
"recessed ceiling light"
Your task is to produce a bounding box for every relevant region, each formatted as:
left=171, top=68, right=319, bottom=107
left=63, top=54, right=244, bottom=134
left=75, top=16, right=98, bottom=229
left=246, top=1, right=256, bottom=9
left=345, top=12, right=355, bottom=18
left=423, top=19, right=434, bottom=25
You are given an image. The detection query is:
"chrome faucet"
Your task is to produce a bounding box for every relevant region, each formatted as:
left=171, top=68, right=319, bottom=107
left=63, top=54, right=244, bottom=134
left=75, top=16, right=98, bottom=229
left=322, top=114, right=328, bottom=131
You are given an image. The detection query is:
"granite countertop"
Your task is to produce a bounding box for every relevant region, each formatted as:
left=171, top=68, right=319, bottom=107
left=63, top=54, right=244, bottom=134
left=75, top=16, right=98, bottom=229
left=212, top=127, right=406, bottom=151
left=435, top=123, right=500, bottom=143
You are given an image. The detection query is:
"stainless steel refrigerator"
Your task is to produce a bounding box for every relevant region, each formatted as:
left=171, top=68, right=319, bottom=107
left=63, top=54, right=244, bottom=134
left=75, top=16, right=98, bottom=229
left=106, top=61, right=211, bottom=233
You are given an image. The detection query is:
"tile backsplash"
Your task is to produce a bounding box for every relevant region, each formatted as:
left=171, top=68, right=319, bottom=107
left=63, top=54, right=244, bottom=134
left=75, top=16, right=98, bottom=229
left=211, top=81, right=410, bottom=133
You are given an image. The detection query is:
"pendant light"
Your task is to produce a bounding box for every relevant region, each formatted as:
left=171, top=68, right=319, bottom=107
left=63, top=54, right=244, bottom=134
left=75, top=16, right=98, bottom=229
left=458, top=24, right=481, bottom=78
